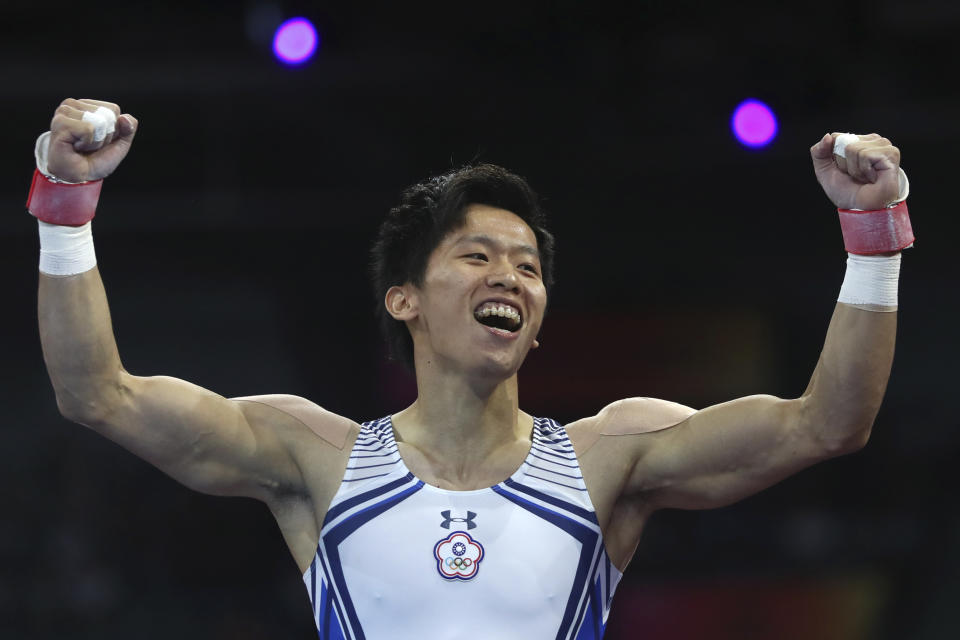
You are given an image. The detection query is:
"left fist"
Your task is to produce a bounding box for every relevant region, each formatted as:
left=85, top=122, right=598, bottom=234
left=810, top=133, right=901, bottom=210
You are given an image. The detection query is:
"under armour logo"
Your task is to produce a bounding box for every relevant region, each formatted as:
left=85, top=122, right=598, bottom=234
left=440, top=510, right=477, bottom=530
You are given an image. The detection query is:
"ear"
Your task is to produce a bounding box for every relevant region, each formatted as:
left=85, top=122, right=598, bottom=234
left=385, top=285, right=418, bottom=321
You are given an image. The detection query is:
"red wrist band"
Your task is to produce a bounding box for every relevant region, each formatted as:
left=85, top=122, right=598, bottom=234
left=26, top=168, right=102, bottom=226
left=837, top=200, right=914, bottom=255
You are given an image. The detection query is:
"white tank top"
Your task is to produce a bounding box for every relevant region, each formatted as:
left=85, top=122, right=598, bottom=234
left=302, top=416, right=622, bottom=639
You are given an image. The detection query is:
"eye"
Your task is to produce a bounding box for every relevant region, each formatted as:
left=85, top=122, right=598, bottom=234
left=464, top=253, right=488, bottom=261
left=519, top=263, right=539, bottom=274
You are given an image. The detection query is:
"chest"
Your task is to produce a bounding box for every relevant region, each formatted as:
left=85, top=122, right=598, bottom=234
left=313, top=480, right=609, bottom=639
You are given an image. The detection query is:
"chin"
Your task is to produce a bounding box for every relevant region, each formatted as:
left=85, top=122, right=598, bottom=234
left=474, top=349, right=527, bottom=380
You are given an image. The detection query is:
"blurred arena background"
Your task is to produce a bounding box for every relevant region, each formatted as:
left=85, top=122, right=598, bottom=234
left=1, top=1, right=957, bottom=638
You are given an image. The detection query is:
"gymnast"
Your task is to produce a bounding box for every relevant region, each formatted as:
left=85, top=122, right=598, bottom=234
left=30, top=98, right=913, bottom=638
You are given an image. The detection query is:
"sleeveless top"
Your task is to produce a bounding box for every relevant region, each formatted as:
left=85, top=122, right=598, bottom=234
left=302, top=416, right=622, bottom=640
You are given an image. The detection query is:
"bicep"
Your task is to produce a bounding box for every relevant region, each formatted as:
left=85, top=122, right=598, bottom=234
left=86, top=371, right=301, bottom=500
left=629, top=395, right=829, bottom=510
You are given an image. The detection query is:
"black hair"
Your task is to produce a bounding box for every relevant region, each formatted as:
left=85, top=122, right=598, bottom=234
left=370, top=163, right=555, bottom=369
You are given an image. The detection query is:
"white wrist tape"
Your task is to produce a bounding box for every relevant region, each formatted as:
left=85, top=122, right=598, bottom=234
left=38, top=220, right=97, bottom=276
left=837, top=252, right=900, bottom=310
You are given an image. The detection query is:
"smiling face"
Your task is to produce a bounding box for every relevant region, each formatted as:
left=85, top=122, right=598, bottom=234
left=389, top=204, right=548, bottom=380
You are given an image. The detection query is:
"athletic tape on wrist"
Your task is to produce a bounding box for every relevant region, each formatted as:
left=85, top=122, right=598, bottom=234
left=837, top=252, right=900, bottom=310
left=38, top=220, right=97, bottom=276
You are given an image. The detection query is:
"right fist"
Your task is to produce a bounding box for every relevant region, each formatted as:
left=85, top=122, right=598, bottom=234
left=46, top=98, right=138, bottom=183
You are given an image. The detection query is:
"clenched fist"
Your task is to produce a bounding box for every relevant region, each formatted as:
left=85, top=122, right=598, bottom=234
left=45, top=98, right=138, bottom=183
left=811, top=133, right=902, bottom=211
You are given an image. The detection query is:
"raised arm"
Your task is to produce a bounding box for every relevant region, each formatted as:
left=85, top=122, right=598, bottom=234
left=601, top=132, right=908, bottom=511
left=35, top=99, right=307, bottom=501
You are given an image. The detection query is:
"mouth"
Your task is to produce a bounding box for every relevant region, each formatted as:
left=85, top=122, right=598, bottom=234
left=473, top=301, right=523, bottom=333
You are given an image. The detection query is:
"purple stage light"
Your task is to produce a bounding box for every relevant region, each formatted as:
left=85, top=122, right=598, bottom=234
left=272, top=17, right=318, bottom=65
left=731, top=99, right=777, bottom=148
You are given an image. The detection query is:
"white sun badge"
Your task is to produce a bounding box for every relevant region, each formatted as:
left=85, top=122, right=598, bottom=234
left=434, top=531, right=484, bottom=581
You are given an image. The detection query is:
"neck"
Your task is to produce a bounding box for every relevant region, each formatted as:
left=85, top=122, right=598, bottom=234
left=392, top=358, right=530, bottom=479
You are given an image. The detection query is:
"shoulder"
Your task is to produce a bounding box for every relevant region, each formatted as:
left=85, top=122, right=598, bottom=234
left=230, top=395, right=363, bottom=570
left=232, top=394, right=360, bottom=451
left=567, top=397, right=696, bottom=457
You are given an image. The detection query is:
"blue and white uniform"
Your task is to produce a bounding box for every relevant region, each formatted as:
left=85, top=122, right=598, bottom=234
left=303, top=416, right=622, bottom=639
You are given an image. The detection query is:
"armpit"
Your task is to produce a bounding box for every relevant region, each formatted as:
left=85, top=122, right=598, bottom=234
left=232, top=394, right=353, bottom=450
left=571, top=397, right=696, bottom=456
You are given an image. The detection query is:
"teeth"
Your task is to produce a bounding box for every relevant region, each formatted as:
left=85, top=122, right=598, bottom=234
left=474, top=302, right=522, bottom=326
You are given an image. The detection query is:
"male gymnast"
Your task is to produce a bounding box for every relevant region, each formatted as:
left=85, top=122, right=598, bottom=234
left=30, top=98, right=913, bottom=639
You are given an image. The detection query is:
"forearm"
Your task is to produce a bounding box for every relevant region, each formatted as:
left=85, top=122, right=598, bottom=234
left=799, top=300, right=896, bottom=453
left=798, top=133, right=908, bottom=451
left=38, top=266, right=126, bottom=423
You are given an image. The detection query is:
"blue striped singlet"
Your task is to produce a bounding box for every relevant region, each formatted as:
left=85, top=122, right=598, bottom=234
left=302, top=416, right=622, bottom=639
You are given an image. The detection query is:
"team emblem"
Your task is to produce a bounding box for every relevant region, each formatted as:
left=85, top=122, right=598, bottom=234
left=434, top=531, right=484, bottom=581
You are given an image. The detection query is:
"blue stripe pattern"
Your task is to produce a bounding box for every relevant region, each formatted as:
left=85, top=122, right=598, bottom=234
left=492, top=484, right=605, bottom=639
left=319, top=479, right=424, bottom=639
left=303, top=415, right=620, bottom=639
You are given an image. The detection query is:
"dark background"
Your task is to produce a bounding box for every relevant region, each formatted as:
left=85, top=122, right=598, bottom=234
left=2, top=1, right=957, bottom=638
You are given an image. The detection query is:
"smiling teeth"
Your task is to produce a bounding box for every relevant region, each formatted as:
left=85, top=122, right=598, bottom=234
left=475, top=303, right=521, bottom=326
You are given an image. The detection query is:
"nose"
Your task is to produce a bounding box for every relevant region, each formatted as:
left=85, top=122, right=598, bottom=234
left=485, top=260, right=520, bottom=292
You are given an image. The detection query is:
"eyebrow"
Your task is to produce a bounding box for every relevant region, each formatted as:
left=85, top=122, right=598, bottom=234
left=456, top=234, right=541, bottom=260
